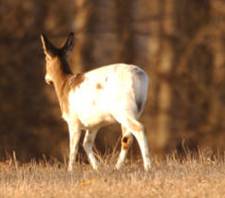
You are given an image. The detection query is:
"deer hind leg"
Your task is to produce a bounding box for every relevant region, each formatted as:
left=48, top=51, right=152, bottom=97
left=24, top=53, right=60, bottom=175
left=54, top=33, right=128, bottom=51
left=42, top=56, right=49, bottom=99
left=115, top=113, right=151, bottom=171
left=67, top=123, right=82, bottom=172
left=115, top=126, right=133, bottom=170
left=83, top=129, right=99, bottom=170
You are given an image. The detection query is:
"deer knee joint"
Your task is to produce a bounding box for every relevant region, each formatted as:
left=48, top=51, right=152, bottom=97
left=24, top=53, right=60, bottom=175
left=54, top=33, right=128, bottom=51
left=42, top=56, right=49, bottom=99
left=121, top=136, right=133, bottom=150
left=83, top=139, right=91, bottom=151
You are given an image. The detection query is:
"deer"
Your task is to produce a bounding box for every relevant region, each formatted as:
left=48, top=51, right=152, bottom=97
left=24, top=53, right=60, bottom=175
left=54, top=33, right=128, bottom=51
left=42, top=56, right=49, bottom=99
left=40, top=32, right=151, bottom=171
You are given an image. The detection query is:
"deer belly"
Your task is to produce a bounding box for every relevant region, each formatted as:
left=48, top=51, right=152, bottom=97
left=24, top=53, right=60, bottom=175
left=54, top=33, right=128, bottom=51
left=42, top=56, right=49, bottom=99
left=68, top=92, right=116, bottom=128
left=79, top=112, right=116, bottom=128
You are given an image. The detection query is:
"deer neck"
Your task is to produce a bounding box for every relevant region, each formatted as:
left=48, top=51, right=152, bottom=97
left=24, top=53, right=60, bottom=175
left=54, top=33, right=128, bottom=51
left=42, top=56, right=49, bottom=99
left=51, top=60, right=73, bottom=115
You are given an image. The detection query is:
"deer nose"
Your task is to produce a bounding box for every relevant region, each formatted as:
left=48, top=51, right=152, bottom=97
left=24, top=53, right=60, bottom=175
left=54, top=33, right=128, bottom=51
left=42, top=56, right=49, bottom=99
left=45, top=75, right=52, bottom=85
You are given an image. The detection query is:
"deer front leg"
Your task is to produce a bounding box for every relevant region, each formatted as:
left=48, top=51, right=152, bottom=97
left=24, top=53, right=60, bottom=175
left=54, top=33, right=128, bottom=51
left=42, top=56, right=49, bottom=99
left=83, top=129, right=99, bottom=170
left=67, top=122, right=81, bottom=172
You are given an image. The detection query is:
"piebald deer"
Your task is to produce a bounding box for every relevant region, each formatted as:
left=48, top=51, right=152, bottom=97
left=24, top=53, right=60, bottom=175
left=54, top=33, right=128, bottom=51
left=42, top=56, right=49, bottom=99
left=40, top=33, right=151, bottom=171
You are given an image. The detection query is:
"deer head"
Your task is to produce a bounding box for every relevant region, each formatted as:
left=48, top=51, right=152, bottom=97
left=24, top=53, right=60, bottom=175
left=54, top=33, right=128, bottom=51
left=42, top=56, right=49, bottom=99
left=40, top=33, right=74, bottom=84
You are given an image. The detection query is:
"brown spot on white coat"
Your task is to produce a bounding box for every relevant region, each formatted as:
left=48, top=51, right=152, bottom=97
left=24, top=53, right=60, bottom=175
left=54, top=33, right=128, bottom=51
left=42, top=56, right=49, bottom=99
left=96, top=83, right=103, bottom=90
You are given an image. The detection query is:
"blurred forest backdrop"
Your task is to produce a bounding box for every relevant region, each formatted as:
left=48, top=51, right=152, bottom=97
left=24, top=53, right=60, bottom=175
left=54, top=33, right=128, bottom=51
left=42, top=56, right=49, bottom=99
left=0, top=0, right=225, bottom=162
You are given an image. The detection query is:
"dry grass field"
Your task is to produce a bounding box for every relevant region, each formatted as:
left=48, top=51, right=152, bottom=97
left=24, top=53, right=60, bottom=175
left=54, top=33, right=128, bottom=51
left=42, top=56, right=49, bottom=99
left=0, top=150, right=225, bottom=198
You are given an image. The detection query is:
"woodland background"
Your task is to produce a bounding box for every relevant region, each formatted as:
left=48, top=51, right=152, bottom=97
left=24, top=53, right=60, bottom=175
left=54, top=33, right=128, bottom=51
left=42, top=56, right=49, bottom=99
left=0, top=0, right=225, bottom=162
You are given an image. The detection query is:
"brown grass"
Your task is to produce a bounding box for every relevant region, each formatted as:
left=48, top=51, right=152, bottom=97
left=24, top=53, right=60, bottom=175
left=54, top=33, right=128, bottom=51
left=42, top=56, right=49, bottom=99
left=0, top=150, right=225, bottom=198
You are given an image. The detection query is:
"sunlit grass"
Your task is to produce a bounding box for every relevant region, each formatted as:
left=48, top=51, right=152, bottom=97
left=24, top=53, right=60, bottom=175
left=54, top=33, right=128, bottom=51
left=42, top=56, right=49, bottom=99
left=0, top=150, right=225, bottom=198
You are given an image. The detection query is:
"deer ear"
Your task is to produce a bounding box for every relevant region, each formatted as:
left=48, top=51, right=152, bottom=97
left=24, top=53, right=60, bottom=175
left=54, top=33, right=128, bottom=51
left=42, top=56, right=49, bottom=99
left=61, top=32, right=75, bottom=54
left=40, top=34, right=58, bottom=58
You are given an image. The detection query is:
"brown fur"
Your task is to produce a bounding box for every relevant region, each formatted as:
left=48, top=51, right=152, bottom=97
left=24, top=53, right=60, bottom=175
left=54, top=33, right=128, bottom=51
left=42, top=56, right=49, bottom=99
left=69, top=73, right=85, bottom=87
left=58, top=73, right=85, bottom=116
left=121, top=136, right=133, bottom=150
left=122, top=143, right=129, bottom=150
left=96, top=83, right=103, bottom=90
left=127, top=117, right=143, bottom=132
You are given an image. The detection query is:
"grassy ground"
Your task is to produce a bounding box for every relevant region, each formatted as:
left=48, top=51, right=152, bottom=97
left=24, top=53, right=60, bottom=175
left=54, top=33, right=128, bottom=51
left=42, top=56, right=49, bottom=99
left=0, top=151, right=225, bottom=198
